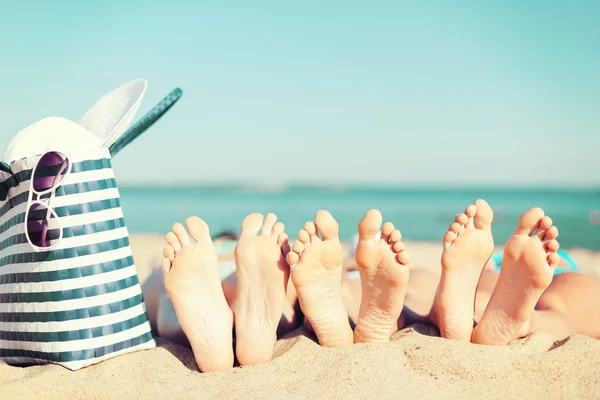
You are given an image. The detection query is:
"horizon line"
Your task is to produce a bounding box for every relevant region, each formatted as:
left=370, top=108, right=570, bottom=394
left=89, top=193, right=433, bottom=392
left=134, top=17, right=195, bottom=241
left=116, top=181, right=600, bottom=191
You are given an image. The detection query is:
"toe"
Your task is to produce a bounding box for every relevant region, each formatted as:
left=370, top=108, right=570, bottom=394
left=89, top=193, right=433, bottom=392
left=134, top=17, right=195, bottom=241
left=396, top=250, right=411, bottom=265
left=380, top=221, right=394, bottom=243
left=272, top=221, right=285, bottom=238
left=314, top=210, right=339, bottom=241
left=241, top=213, right=264, bottom=236
left=443, top=231, right=456, bottom=249
left=535, top=216, right=553, bottom=240
left=278, top=233, right=291, bottom=255
left=455, top=213, right=468, bottom=226
left=304, top=221, right=317, bottom=237
left=185, top=216, right=210, bottom=242
left=261, top=213, right=278, bottom=236
left=277, top=232, right=288, bottom=246
left=548, top=252, right=561, bottom=268
left=161, top=258, right=171, bottom=273
left=389, top=229, right=401, bottom=244
left=163, top=244, right=175, bottom=260
left=465, top=204, right=477, bottom=227
left=287, top=251, right=299, bottom=266
left=449, top=222, right=462, bottom=234
left=172, top=223, right=191, bottom=247
left=298, top=229, right=311, bottom=244
left=544, top=226, right=559, bottom=241
left=474, top=199, right=493, bottom=230
left=392, top=240, right=405, bottom=252
left=514, top=207, right=545, bottom=236
left=545, top=239, right=560, bottom=252
left=166, top=232, right=182, bottom=254
left=292, top=241, right=305, bottom=255
left=358, top=209, right=382, bottom=241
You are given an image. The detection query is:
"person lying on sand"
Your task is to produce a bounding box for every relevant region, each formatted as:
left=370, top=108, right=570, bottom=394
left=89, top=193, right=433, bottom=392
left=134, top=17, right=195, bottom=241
left=334, top=200, right=600, bottom=346
left=160, top=213, right=293, bottom=372
left=158, top=200, right=600, bottom=373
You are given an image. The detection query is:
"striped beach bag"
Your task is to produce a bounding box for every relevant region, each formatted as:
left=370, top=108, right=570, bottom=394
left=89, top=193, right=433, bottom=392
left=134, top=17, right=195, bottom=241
left=0, top=80, right=182, bottom=370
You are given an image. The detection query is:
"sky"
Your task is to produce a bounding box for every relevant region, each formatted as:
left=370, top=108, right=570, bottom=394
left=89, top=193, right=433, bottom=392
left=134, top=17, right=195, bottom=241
left=0, top=1, right=598, bottom=187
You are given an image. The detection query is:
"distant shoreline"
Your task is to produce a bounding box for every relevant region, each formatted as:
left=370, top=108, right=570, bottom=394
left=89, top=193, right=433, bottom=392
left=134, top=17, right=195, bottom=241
left=117, top=183, right=600, bottom=192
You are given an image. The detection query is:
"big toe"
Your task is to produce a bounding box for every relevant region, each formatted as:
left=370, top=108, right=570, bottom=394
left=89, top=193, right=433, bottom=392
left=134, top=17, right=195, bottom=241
left=358, top=209, right=383, bottom=240
left=314, top=210, right=339, bottom=240
left=241, top=213, right=265, bottom=235
left=474, top=199, right=493, bottom=230
left=514, top=207, right=545, bottom=236
left=185, top=216, right=211, bottom=242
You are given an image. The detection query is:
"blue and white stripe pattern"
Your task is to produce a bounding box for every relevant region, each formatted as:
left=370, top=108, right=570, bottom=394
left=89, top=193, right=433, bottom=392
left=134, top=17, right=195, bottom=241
left=0, top=147, right=155, bottom=370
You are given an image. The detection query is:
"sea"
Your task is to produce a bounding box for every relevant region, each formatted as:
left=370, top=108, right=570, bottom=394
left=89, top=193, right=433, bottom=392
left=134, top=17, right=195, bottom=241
left=118, top=185, right=600, bottom=251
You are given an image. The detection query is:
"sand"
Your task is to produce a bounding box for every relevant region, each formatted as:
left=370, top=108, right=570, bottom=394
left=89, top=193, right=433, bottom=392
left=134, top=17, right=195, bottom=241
left=2, top=234, right=600, bottom=399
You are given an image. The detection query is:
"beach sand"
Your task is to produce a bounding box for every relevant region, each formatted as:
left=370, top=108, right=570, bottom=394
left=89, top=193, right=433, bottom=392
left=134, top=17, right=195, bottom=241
left=2, top=234, right=599, bottom=399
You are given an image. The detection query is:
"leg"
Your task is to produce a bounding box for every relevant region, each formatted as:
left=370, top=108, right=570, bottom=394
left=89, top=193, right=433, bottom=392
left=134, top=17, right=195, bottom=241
left=161, top=217, right=234, bottom=372
left=159, top=244, right=298, bottom=352
left=353, top=210, right=410, bottom=342
left=419, top=251, right=600, bottom=341
left=233, top=213, right=291, bottom=365
left=400, top=268, right=442, bottom=327
left=430, top=199, right=495, bottom=341
left=473, top=268, right=498, bottom=323
left=523, top=272, right=600, bottom=340
left=287, top=210, right=354, bottom=347
left=140, top=267, right=166, bottom=334
left=472, top=208, right=560, bottom=345
left=157, top=291, right=190, bottom=346
left=342, top=265, right=497, bottom=331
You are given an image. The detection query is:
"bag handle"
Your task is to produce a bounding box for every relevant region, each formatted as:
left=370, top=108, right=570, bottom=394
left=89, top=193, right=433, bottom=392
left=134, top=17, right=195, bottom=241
left=109, top=88, right=183, bottom=156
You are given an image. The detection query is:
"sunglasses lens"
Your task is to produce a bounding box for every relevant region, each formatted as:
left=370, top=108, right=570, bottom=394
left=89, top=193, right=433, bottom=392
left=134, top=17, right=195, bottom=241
left=27, top=203, right=62, bottom=248
left=33, top=151, right=70, bottom=193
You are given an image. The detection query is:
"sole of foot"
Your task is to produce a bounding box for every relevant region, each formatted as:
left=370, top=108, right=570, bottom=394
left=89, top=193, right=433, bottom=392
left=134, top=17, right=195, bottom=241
left=353, top=210, right=410, bottom=343
left=233, top=213, right=291, bottom=366
left=471, top=208, right=560, bottom=345
left=162, top=217, right=234, bottom=372
left=287, top=210, right=354, bottom=347
left=431, top=199, right=494, bottom=342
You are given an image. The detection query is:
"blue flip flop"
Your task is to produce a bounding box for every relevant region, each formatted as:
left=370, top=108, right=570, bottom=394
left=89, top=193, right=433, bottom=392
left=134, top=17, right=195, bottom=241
left=492, top=248, right=580, bottom=275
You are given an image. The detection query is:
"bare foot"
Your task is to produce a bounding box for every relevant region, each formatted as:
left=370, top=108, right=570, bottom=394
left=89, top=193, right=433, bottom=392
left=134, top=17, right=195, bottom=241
left=353, top=210, right=410, bottom=343
left=162, top=217, right=234, bottom=372
left=287, top=210, right=354, bottom=347
left=430, top=199, right=494, bottom=341
left=234, top=213, right=290, bottom=366
left=471, top=208, right=560, bottom=345
left=221, top=273, right=299, bottom=339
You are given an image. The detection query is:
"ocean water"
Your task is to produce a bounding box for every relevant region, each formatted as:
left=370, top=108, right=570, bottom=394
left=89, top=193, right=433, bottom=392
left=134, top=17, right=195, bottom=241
left=119, top=186, right=600, bottom=251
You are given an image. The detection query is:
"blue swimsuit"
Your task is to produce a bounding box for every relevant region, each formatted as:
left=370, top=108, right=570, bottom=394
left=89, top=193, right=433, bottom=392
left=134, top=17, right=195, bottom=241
left=492, top=248, right=580, bottom=275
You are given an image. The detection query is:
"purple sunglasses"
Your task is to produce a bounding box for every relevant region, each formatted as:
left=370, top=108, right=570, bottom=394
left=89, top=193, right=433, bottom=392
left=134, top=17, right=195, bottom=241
left=24, top=151, right=72, bottom=250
